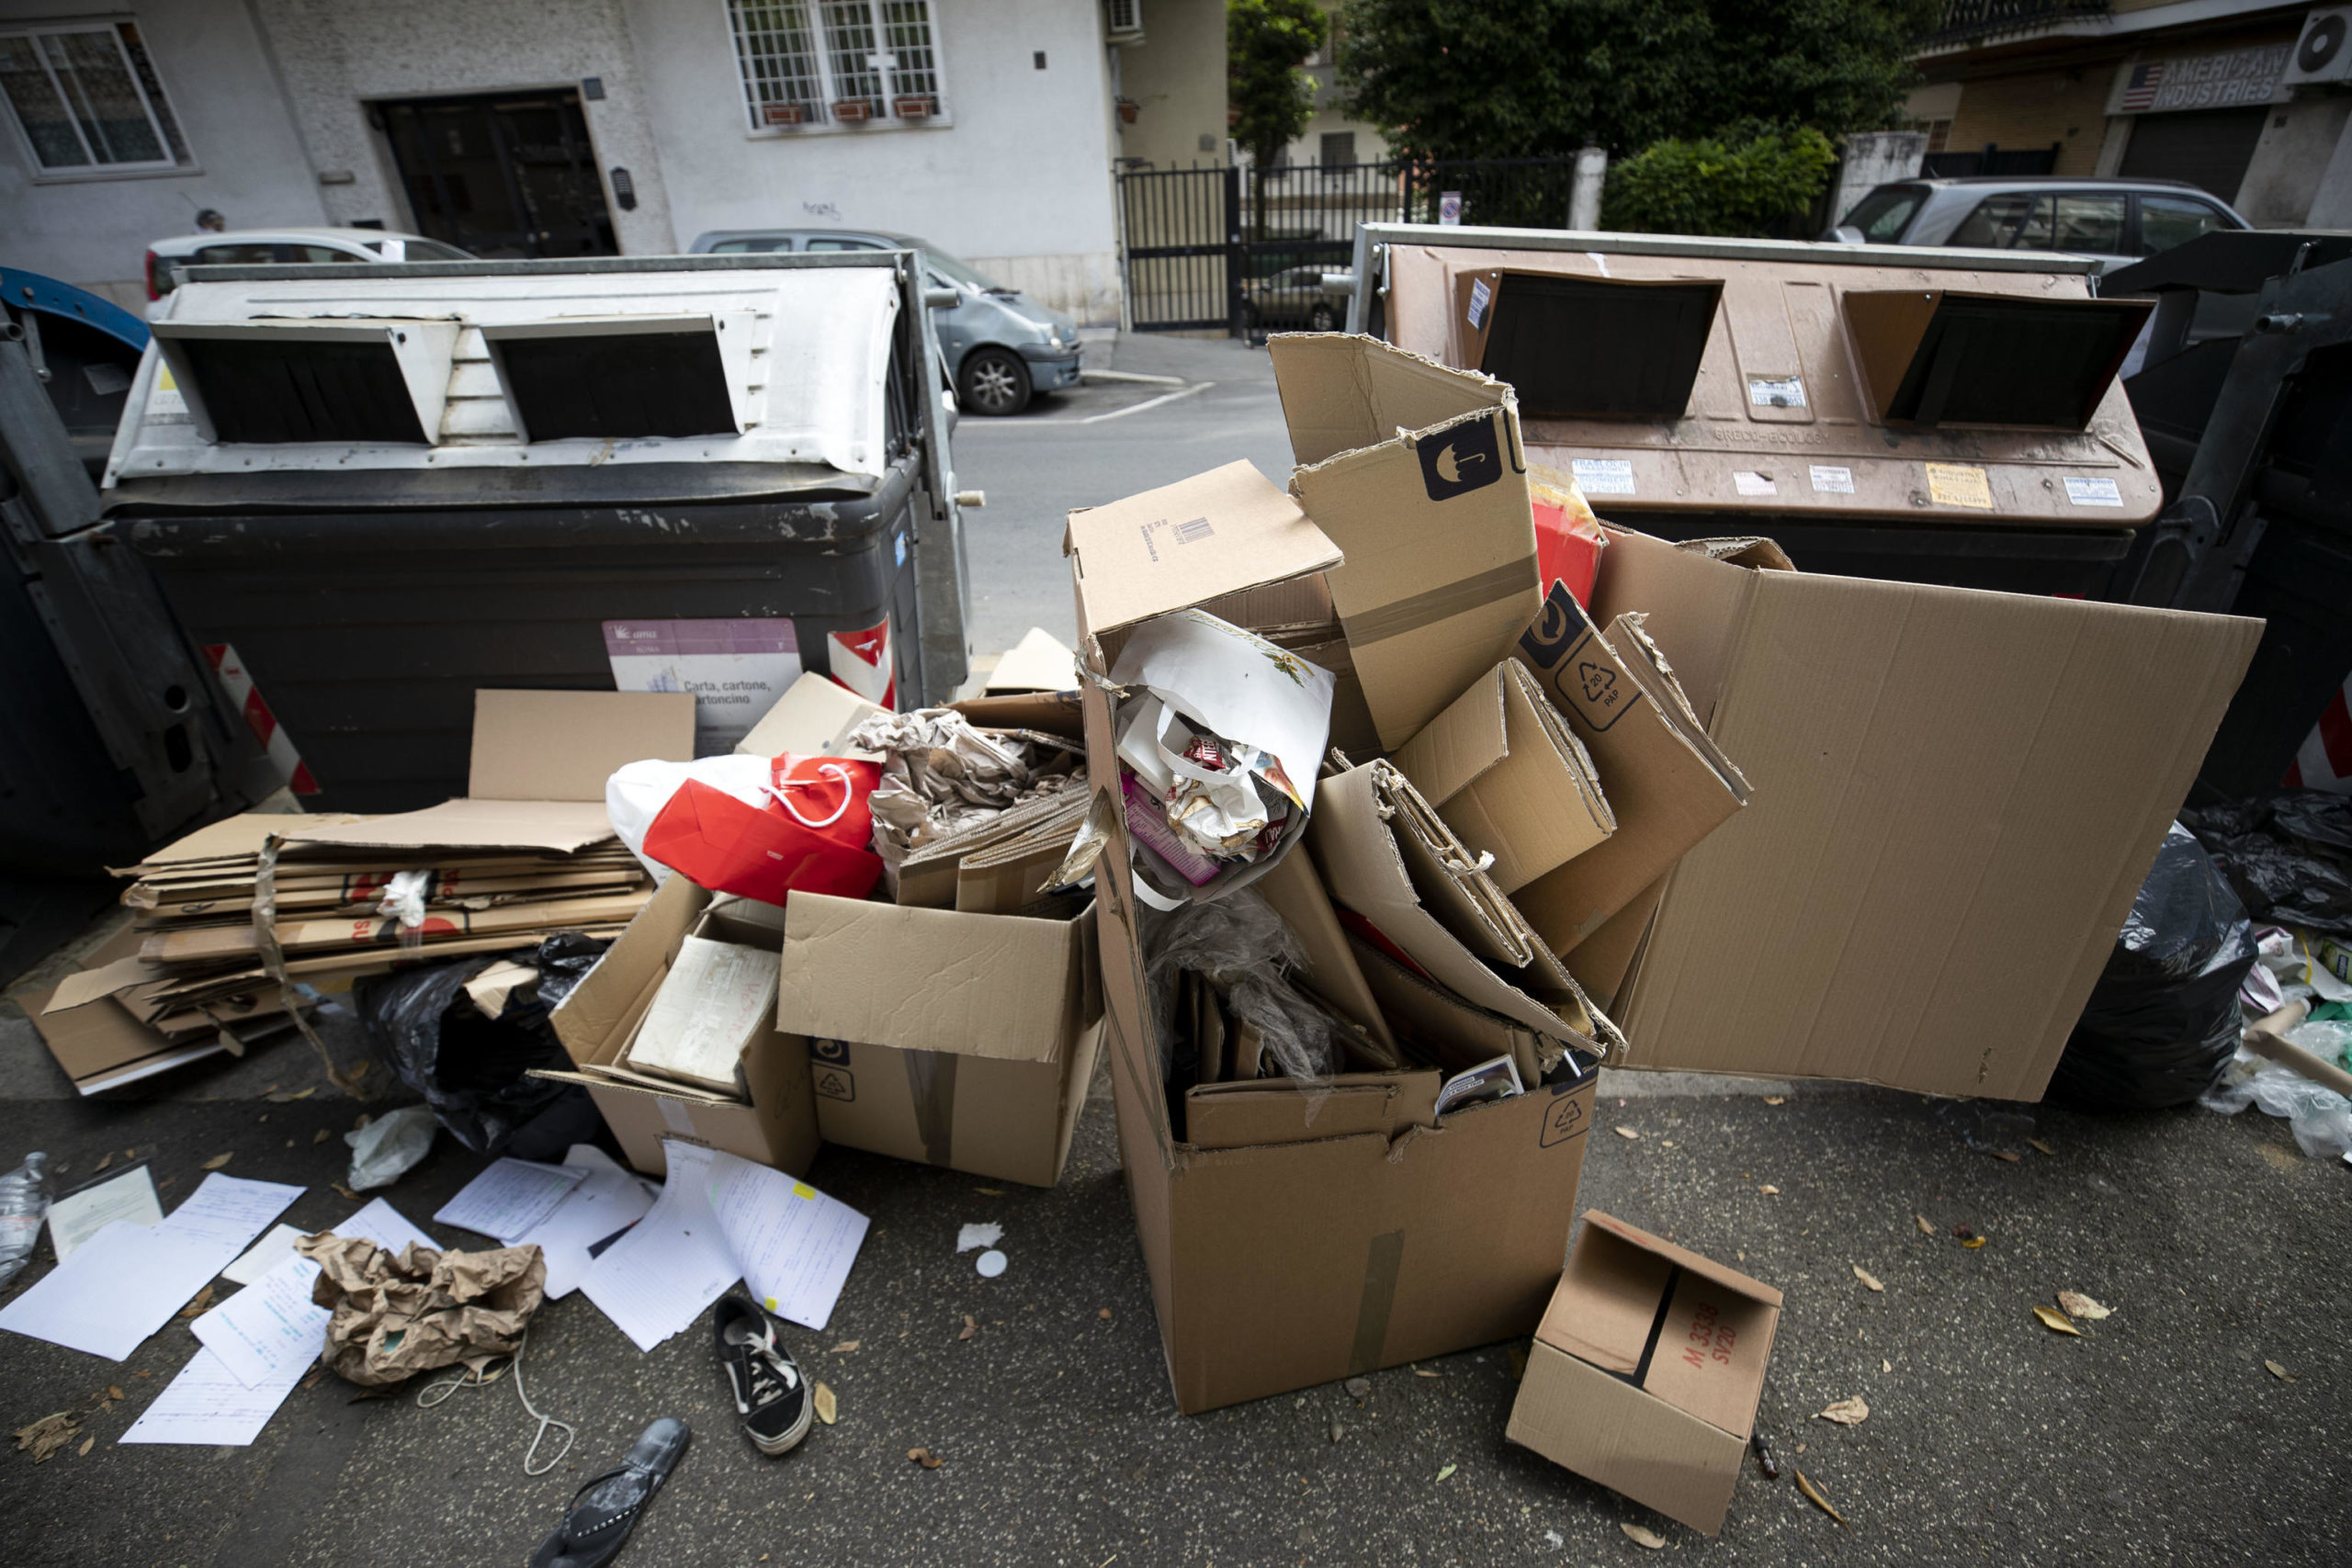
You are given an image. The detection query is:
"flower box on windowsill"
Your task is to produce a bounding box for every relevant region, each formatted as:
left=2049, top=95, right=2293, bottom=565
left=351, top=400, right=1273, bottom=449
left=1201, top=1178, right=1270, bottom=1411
left=833, top=99, right=873, bottom=123
left=892, top=96, right=934, bottom=121
left=761, top=103, right=806, bottom=127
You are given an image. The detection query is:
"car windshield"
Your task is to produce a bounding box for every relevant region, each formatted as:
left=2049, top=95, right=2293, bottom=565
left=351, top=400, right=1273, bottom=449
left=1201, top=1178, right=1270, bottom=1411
left=1842, top=186, right=1925, bottom=243
left=399, top=238, right=474, bottom=261
left=912, top=244, right=1011, bottom=294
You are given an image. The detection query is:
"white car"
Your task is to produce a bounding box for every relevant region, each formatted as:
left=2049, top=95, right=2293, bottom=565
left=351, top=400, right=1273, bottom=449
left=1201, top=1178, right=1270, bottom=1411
left=144, top=227, right=473, bottom=315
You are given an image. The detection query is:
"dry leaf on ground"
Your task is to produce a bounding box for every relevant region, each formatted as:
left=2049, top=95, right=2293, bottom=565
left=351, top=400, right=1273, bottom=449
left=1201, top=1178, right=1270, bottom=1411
left=105, top=1386, right=122, bottom=1403
left=1098, top=1307, right=1112, bottom=1320
left=1614, top=1126, right=1642, bottom=1140
left=1759, top=1184, right=1781, bottom=1195
left=266, top=1088, right=315, bottom=1103
left=813, top=1382, right=837, bottom=1424
left=1412, top=1367, right=1438, bottom=1379
left=831, top=1341, right=860, bottom=1354
left=14, top=1413, right=78, bottom=1462
left=312, top=1128, right=331, bottom=1145
left=2027, top=1138, right=2053, bottom=1155
left=1621, top=1522, right=1667, bottom=1549
left=1435, top=1462, right=1456, bottom=1482
left=1851, top=1265, right=1883, bottom=1293
left=1989, top=1150, right=2021, bottom=1163
left=1762, top=1096, right=1787, bottom=1106
left=2032, top=1305, right=2083, bottom=1337
left=2057, top=1292, right=2112, bottom=1321
left=331, top=1183, right=358, bottom=1201
left=957, top=1314, right=977, bottom=1342
left=76, top=1435, right=94, bottom=1458
left=1816, top=1396, right=1870, bottom=1426
left=178, top=1284, right=214, bottom=1318
left=907, top=1447, right=942, bottom=1469
left=974, top=1187, right=1004, bottom=1196
left=93, top=1154, right=110, bottom=1172
left=1915, top=1213, right=1934, bottom=1235
left=200, top=1153, right=232, bottom=1171
left=1794, top=1469, right=1849, bottom=1527
left=1881, top=1359, right=1891, bottom=1373
left=2265, top=1359, right=2296, bottom=1382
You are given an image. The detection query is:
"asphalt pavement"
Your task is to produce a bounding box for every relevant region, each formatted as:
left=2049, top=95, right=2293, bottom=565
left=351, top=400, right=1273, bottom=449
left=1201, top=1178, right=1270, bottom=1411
left=1, top=334, right=2347, bottom=1566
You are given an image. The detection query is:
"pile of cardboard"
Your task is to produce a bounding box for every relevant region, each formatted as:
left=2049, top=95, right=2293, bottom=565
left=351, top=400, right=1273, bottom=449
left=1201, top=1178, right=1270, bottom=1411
left=28, top=689, right=695, bottom=1094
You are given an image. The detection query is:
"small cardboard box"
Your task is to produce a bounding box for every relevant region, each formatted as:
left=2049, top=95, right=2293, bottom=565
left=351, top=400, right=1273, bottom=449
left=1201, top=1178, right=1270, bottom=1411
left=1272, top=334, right=1542, bottom=751
left=1067, top=461, right=1605, bottom=1415
left=1507, top=1213, right=1782, bottom=1536
left=733, top=671, right=887, bottom=759
left=546, top=876, right=820, bottom=1179
left=775, top=894, right=1102, bottom=1189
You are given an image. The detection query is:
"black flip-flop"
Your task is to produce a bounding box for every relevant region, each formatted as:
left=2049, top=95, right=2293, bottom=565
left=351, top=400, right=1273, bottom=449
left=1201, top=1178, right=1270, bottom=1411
left=527, top=1417, right=690, bottom=1568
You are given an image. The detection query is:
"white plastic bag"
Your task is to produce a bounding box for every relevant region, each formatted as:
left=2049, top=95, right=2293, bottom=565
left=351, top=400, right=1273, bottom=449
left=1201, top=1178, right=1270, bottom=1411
left=345, top=1104, right=439, bottom=1191
left=605, top=755, right=778, bottom=885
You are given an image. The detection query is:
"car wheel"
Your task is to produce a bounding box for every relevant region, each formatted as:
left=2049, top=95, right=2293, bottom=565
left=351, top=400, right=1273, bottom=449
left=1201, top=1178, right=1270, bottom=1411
left=958, top=347, right=1032, bottom=416
left=1308, top=301, right=1337, bottom=332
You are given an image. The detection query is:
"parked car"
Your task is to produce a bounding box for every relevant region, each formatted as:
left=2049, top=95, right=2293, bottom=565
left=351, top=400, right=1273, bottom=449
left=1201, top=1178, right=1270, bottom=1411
left=145, top=227, right=474, bottom=312
left=688, top=229, right=1080, bottom=415
left=1241, top=264, right=1340, bottom=332
left=1824, top=177, right=2248, bottom=275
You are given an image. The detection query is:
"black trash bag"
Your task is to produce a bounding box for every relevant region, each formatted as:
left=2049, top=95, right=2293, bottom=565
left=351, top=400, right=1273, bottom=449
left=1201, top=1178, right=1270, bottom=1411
left=353, top=934, right=610, bottom=1156
left=2182, top=791, right=2352, bottom=936
left=2048, top=824, right=2256, bottom=1111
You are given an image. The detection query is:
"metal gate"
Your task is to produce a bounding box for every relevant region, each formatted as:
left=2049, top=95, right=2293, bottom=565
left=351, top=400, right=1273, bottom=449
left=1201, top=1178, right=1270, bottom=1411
left=1120, top=159, right=1582, bottom=334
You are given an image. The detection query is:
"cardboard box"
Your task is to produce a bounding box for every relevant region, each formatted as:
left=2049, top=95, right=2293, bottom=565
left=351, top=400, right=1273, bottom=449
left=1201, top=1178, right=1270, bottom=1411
left=1508, top=581, right=1750, bottom=958
left=1391, top=659, right=1613, bottom=894
left=775, top=894, right=1102, bottom=1189
left=734, top=671, right=887, bottom=759
left=1507, top=1213, right=1782, bottom=1536
left=1066, top=462, right=1605, bottom=1415
left=545, top=875, right=819, bottom=1179
left=1582, top=526, right=2263, bottom=1098
left=1272, top=335, right=1542, bottom=751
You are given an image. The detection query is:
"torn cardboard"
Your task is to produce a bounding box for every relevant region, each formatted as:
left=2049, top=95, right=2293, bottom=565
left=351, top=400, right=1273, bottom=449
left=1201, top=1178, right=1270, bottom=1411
left=1507, top=1212, right=1781, bottom=1537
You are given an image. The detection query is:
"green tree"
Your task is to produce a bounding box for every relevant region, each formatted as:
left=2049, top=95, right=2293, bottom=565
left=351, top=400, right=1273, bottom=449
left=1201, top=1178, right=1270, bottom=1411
left=1334, top=0, right=1934, bottom=162
left=1228, top=0, right=1329, bottom=173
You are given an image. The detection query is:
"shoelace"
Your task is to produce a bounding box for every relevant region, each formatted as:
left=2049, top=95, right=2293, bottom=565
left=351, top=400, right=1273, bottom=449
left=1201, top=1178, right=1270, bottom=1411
left=743, top=1320, right=802, bottom=1409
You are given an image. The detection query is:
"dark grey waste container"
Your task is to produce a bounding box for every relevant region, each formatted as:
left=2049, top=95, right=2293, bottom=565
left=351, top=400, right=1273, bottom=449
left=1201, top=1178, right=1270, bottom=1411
left=103, top=253, right=970, bottom=814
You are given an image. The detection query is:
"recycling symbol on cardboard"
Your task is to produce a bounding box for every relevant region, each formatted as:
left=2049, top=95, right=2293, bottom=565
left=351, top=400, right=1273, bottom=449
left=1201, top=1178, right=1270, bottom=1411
left=1577, top=661, right=1617, bottom=705
left=1541, top=1092, right=1586, bottom=1148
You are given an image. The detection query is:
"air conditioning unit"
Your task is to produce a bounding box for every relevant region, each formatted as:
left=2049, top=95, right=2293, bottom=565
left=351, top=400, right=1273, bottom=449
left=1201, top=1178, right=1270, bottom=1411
left=2284, top=6, right=2352, bottom=85
left=1106, top=0, right=1144, bottom=43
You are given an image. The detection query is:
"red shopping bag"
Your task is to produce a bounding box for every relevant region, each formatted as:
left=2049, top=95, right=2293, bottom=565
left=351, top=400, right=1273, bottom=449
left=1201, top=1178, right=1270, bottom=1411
left=639, top=754, right=883, bottom=905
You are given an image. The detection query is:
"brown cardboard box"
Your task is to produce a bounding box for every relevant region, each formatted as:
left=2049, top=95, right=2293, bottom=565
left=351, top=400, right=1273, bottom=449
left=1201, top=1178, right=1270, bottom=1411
left=1391, top=659, right=1613, bottom=894
left=1066, top=462, right=1605, bottom=1415
left=1272, top=334, right=1542, bottom=751
left=545, top=876, right=820, bottom=1179
left=1585, top=526, right=2264, bottom=1098
left=1507, top=1212, right=1782, bottom=1536
left=775, top=894, right=1102, bottom=1189
left=1508, top=581, right=1750, bottom=959
left=733, top=671, right=887, bottom=759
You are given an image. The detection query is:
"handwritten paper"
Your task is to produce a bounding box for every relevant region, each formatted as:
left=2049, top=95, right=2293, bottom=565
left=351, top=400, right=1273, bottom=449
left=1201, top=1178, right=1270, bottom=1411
left=222, top=1224, right=306, bottom=1286
left=434, top=1159, right=585, bottom=1244
left=509, top=1147, right=656, bottom=1301
left=707, top=1149, right=866, bottom=1331
left=164, top=1173, right=306, bottom=1247
left=47, top=1166, right=164, bottom=1260
left=579, top=1142, right=739, bottom=1352
left=193, top=1199, right=436, bottom=1389
left=119, top=1348, right=305, bottom=1447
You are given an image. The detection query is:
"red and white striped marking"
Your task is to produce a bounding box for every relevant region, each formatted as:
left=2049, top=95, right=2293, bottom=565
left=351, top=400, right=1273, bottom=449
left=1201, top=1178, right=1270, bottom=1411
left=203, top=642, right=320, bottom=795
left=827, top=615, right=896, bottom=709
left=2283, top=671, right=2352, bottom=795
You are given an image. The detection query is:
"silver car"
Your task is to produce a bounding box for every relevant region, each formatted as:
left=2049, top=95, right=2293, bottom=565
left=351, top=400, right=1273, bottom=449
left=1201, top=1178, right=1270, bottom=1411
left=1825, top=176, right=2249, bottom=276
left=689, top=228, right=1081, bottom=415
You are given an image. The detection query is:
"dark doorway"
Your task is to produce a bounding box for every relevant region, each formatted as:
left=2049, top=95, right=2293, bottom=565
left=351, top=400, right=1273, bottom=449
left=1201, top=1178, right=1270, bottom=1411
left=2119, top=107, right=2269, bottom=203
left=379, top=90, right=617, bottom=258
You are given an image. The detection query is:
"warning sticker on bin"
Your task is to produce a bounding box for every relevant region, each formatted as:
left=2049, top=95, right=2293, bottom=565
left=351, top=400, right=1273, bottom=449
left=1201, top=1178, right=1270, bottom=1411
left=1747, top=377, right=1806, bottom=409
left=1571, top=458, right=1636, bottom=497
left=1924, top=463, right=1995, bottom=511
left=1732, top=471, right=1777, bottom=498
left=2064, top=476, right=2125, bottom=508
left=1808, top=465, right=1855, bottom=494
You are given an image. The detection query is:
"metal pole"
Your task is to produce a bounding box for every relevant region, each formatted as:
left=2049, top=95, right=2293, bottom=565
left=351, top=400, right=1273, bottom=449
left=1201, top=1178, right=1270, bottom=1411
left=1568, top=146, right=1607, bottom=231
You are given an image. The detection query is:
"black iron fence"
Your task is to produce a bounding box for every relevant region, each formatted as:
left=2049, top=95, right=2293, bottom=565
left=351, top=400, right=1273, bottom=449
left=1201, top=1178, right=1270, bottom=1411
left=1120, top=157, right=1587, bottom=334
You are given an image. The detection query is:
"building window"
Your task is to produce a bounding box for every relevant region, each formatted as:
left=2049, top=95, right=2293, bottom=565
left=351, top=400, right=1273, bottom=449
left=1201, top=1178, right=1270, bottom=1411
left=1320, top=131, right=1355, bottom=166
left=727, top=0, right=944, bottom=130
left=0, top=20, right=191, bottom=175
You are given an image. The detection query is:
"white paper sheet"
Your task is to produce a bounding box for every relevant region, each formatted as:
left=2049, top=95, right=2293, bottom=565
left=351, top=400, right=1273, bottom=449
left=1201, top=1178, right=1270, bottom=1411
left=0, top=1175, right=300, bottom=1361
left=47, top=1167, right=164, bottom=1260
left=221, top=1224, right=305, bottom=1286
left=579, top=1142, right=741, bottom=1352
left=119, top=1347, right=305, bottom=1448
left=707, top=1150, right=867, bottom=1332
left=433, top=1159, right=585, bottom=1243
left=509, top=1157, right=657, bottom=1301
left=192, top=1200, right=437, bottom=1389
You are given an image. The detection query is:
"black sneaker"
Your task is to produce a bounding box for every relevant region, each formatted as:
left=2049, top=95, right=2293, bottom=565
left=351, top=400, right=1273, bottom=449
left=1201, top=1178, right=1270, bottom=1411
left=712, top=1296, right=812, bottom=1456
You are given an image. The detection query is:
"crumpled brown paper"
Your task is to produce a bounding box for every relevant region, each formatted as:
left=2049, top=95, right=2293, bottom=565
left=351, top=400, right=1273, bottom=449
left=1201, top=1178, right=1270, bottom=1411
left=849, top=708, right=1085, bottom=864
left=295, top=1232, right=547, bottom=1386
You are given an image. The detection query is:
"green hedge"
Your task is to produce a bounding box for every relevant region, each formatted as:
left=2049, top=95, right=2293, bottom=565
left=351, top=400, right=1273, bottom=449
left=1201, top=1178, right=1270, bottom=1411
left=1601, top=126, right=1838, bottom=238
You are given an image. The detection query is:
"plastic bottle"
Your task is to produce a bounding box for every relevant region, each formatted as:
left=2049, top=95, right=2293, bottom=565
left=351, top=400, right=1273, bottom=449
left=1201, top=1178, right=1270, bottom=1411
left=0, top=1152, right=51, bottom=1289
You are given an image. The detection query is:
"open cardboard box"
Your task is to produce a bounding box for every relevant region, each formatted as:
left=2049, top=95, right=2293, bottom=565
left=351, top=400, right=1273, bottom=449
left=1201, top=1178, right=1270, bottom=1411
left=545, top=876, right=819, bottom=1179
left=1507, top=1213, right=1781, bottom=1536
left=775, top=894, right=1102, bottom=1189
left=1068, top=460, right=1605, bottom=1416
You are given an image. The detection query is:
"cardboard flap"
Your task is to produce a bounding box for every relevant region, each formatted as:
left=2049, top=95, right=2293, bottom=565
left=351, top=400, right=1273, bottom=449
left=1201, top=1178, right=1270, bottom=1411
left=777, top=895, right=1080, bottom=1062
left=735, top=671, right=887, bottom=759
left=1620, top=568, right=2264, bottom=1095
left=109, top=811, right=367, bottom=874
left=551, top=874, right=707, bottom=1061
left=1268, top=333, right=1511, bottom=466
left=1392, top=665, right=1511, bottom=807
left=1063, top=460, right=1340, bottom=637
left=1184, top=1070, right=1440, bottom=1150
left=286, top=797, right=619, bottom=854
left=469, top=689, right=695, bottom=800
left=1582, top=1212, right=1782, bottom=1307
left=1253, top=846, right=1397, bottom=1056
left=1540, top=1221, right=1676, bottom=1372
left=44, top=954, right=165, bottom=1014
